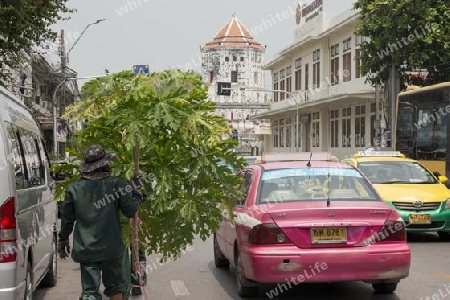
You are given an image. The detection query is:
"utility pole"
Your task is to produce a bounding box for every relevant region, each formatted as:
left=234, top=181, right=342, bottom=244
left=54, top=29, right=67, bottom=155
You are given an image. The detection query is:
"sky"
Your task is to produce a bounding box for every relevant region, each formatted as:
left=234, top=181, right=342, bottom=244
left=49, top=0, right=355, bottom=88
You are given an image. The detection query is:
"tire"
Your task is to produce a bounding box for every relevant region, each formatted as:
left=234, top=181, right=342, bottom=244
left=24, top=261, right=33, bottom=300
left=40, top=235, right=57, bottom=287
left=214, top=235, right=229, bottom=268
left=372, top=283, right=397, bottom=293
left=438, top=231, right=450, bottom=241
left=235, top=251, right=258, bottom=297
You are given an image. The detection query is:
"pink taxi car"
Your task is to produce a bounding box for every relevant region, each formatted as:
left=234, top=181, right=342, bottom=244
left=213, top=153, right=411, bottom=297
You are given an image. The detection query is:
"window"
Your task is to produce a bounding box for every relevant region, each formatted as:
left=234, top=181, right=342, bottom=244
left=273, top=120, right=279, bottom=147
left=295, top=58, right=302, bottom=90
left=355, top=105, right=366, bottom=147
left=313, top=49, right=320, bottom=88
left=342, top=107, right=351, bottom=147
left=312, top=112, right=320, bottom=147
left=279, top=118, right=285, bottom=147
left=330, top=109, right=339, bottom=147
left=231, top=71, right=237, bottom=82
left=273, top=82, right=279, bottom=102
left=233, top=56, right=237, bottom=62
left=330, top=44, right=339, bottom=85
left=286, top=66, right=292, bottom=93
left=209, top=71, right=214, bottom=83
left=6, top=124, right=26, bottom=190
left=254, top=72, right=259, bottom=84
left=286, top=117, right=292, bottom=148
left=279, top=69, right=286, bottom=100
left=22, top=131, right=44, bottom=186
left=355, top=48, right=361, bottom=79
left=343, top=37, right=352, bottom=82
left=237, top=171, right=253, bottom=206
left=280, top=80, right=285, bottom=100
left=355, top=35, right=366, bottom=47
left=225, top=57, right=229, bottom=62
left=355, top=36, right=365, bottom=79
left=240, top=57, right=244, bottom=62
left=305, top=63, right=309, bottom=91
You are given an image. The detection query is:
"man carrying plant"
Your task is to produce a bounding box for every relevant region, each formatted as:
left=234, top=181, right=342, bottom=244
left=58, top=144, right=145, bottom=300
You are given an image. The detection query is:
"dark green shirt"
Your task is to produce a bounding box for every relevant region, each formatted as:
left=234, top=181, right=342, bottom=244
left=60, top=176, right=141, bottom=262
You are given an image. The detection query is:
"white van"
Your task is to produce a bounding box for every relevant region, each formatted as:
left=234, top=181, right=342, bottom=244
left=0, top=86, right=58, bottom=299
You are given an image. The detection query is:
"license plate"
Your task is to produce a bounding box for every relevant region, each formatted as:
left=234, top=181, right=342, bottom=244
left=311, top=227, right=347, bottom=244
left=409, top=214, right=431, bottom=224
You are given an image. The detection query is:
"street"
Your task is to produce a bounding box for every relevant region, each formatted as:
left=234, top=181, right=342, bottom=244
left=34, top=231, right=450, bottom=300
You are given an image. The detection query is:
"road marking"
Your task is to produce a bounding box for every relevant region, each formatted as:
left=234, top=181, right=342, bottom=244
left=433, top=271, right=450, bottom=279
left=170, top=280, right=190, bottom=296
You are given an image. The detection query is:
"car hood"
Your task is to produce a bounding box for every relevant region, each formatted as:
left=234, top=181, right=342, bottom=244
left=373, top=184, right=450, bottom=202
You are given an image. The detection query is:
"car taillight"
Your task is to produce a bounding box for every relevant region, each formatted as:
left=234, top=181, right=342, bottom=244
left=249, top=223, right=292, bottom=245
left=375, top=219, right=406, bottom=242
left=0, top=198, right=17, bottom=263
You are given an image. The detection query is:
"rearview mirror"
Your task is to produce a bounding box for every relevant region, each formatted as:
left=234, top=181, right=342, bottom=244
left=438, top=175, right=448, bottom=185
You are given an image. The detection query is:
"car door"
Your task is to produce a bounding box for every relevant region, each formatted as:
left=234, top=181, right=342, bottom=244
left=224, top=169, right=253, bottom=259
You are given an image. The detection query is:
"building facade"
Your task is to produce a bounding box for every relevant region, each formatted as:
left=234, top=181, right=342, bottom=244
left=201, top=13, right=270, bottom=155
left=257, top=2, right=389, bottom=159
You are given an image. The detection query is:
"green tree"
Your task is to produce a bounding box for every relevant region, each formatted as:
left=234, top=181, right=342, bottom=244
left=0, top=0, right=74, bottom=80
left=353, top=0, right=450, bottom=88
left=62, top=69, right=245, bottom=262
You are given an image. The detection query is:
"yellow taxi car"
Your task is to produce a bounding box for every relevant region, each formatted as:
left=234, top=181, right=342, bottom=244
left=342, top=150, right=450, bottom=240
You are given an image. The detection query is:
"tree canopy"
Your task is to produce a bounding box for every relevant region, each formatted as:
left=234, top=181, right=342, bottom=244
left=353, top=0, right=450, bottom=87
left=0, top=0, right=74, bottom=78
left=57, top=69, right=246, bottom=260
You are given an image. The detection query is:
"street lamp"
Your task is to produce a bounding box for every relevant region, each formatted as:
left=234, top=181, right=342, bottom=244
left=239, top=87, right=307, bottom=152
left=66, top=19, right=106, bottom=63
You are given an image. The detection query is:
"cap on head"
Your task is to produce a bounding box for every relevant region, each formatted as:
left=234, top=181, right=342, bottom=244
left=79, top=144, right=117, bottom=173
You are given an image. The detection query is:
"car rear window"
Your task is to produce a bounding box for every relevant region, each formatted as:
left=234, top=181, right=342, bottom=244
left=258, top=167, right=379, bottom=204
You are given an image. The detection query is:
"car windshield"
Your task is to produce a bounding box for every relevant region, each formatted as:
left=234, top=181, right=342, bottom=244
left=358, top=161, right=438, bottom=184
left=258, top=167, right=379, bottom=204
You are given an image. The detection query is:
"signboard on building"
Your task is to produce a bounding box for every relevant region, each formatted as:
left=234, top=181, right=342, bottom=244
left=255, top=124, right=272, bottom=135
left=133, top=65, right=149, bottom=75
left=296, top=0, right=323, bottom=25
left=217, top=82, right=231, bottom=96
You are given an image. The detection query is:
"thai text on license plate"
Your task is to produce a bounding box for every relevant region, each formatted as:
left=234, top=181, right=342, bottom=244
left=310, top=227, right=347, bottom=244
left=409, top=214, right=431, bottom=224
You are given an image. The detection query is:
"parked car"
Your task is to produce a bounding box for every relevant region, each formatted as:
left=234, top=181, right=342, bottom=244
left=214, top=152, right=410, bottom=297
left=0, top=86, right=58, bottom=299
left=342, top=150, right=450, bottom=240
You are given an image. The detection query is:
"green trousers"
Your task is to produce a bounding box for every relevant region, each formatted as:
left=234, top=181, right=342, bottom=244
left=122, top=246, right=147, bottom=296
left=79, top=254, right=126, bottom=300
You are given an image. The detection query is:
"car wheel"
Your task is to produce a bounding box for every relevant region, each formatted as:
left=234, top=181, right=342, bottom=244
left=438, top=231, right=450, bottom=241
left=214, top=234, right=229, bottom=268
left=40, top=235, right=57, bottom=287
left=24, top=261, right=32, bottom=300
left=235, top=251, right=258, bottom=297
left=372, top=282, right=397, bottom=293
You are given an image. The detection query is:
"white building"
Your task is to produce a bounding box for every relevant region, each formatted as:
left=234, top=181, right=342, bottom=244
left=256, top=1, right=389, bottom=159
left=201, top=13, right=270, bottom=155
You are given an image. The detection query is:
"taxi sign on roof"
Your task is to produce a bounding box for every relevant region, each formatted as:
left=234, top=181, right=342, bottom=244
left=355, top=150, right=404, bottom=157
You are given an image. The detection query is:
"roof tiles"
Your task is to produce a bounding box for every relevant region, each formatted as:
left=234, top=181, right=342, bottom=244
left=202, top=13, right=264, bottom=50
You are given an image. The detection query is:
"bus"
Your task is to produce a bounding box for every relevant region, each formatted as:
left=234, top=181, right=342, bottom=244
left=395, top=82, right=450, bottom=179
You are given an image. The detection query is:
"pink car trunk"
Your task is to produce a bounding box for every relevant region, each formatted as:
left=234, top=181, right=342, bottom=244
left=262, top=201, right=396, bottom=248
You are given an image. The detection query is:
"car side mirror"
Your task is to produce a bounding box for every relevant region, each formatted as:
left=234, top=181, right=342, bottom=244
left=438, top=175, right=448, bottom=185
